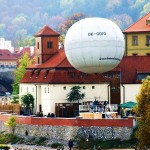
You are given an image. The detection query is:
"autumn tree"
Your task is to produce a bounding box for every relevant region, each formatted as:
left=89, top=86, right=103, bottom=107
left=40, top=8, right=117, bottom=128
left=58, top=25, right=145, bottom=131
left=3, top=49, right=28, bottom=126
left=12, top=52, right=34, bottom=95
left=135, top=76, right=150, bottom=149
left=5, top=116, right=17, bottom=135
left=58, top=13, right=87, bottom=35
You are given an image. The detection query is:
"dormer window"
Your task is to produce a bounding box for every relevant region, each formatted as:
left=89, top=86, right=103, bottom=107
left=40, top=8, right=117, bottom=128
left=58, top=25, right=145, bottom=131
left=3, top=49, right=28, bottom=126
left=36, top=69, right=41, bottom=78
left=47, top=41, right=53, bottom=49
left=44, top=70, right=49, bottom=78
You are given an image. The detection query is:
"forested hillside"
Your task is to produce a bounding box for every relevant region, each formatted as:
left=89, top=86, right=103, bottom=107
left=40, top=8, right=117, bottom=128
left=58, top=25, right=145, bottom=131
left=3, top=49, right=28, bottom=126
left=0, top=0, right=150, bottom=47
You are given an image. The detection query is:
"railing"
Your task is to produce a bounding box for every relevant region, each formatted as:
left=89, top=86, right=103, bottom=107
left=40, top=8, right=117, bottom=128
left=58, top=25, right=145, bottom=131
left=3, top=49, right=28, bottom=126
left=79, top=104, right=118, bottom=113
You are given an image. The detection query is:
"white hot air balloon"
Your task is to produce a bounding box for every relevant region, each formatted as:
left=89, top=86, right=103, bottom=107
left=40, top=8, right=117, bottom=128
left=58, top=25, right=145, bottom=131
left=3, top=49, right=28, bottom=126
left=64, top=17, right=125, bottom=74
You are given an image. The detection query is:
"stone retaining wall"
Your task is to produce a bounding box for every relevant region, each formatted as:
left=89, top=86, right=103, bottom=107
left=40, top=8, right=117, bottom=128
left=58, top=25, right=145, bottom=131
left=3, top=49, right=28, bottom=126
left=0, top=122, right=133, bottom=141
left=0, top=113, right=134, bottom=141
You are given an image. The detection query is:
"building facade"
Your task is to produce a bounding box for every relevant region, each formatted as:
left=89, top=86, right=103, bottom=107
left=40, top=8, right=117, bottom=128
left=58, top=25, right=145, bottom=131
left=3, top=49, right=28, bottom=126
left=0, top=49, right=17, bottom=72
left=123, top=12, right=150, bottom=56
left=20, top=25, right=150, bottom=116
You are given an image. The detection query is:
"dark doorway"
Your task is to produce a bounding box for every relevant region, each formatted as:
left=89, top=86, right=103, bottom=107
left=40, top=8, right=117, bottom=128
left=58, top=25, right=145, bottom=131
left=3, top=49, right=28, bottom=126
left=110, top=74, right=121, bottom=104
left=55, top=103, right=80, bottom=117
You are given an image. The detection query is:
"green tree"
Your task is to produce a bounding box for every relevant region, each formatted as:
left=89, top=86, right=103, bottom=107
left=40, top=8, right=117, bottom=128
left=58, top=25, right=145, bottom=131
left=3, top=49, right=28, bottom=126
left=66, top=86, right=85, bottom=104
left=135, top=76, right=150, bottom=149
left=12, top=52, right=34, bottom=95
left=5, top=116, right=17, bottom=135
left=21, top=93, right=34, bottom=115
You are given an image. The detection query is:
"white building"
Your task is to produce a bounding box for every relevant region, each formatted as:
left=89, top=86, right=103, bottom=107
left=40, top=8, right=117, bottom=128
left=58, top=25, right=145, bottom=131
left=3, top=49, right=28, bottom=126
left=0, top=37, right=14, bottom=53
left=20, top=25, right=150, bottom=116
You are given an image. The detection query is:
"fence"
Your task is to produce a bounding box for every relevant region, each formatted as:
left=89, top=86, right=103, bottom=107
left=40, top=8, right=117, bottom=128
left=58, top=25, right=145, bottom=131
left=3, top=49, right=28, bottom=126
left=0, top=104, right=21, bottom=114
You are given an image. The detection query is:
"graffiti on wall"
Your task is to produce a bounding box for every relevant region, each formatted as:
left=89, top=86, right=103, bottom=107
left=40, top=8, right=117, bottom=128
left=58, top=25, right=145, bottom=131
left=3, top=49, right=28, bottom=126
left=77, top=126, right=115, bottom=140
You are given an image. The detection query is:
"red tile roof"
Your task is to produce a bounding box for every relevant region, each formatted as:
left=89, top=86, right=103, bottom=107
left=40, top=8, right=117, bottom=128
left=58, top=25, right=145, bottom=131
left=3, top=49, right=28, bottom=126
left=0, top=49, right=17, bottom=60
left=34, top=25, right=60, bottom=37
left=116, top=56, right=150, bottom=83
left=123, top=12, right=150, bottom=33
left=28, top=49, right=72, bottom=69
left=14, top=47, right=35, bottom=59
left=20, top=50, right=150, bottom=84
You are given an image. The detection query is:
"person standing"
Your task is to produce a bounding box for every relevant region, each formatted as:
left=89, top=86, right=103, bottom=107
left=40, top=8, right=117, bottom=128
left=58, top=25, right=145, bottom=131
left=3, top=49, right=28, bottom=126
left=68, top=139, right=73, bottom=150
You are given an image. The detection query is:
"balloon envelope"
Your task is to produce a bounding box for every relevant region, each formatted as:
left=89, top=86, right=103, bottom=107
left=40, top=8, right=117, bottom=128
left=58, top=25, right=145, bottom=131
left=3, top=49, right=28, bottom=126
left=64, top=17, right=125, bottom=74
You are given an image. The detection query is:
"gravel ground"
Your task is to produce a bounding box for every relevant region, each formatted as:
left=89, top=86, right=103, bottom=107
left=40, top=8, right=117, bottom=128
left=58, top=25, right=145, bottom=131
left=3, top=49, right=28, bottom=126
left=10, top=144, right=68, bottom=150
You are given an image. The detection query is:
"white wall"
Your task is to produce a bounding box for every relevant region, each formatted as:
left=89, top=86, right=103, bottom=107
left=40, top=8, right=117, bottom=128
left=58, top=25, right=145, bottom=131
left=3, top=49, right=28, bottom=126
left=20, top=83, right=109, bottom=115
left=120, top=84, right=141, bottom=103
left=0, top=37, right=14, bottom=53
left=20, top=83, right=143, bottom=114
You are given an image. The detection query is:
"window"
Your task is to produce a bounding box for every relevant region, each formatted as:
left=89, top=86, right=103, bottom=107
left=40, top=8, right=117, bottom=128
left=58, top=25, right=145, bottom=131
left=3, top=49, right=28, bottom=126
left=137, top=73, right=150, bottom=81
left=38, top=57, right=40, bottom=64
left=47, top=41, right=53, bottom=49
left=132, top=36, right=138, bottom=45
left=63, top=86, right=66, bottom=90
left=83, top=86, right=85, bottom=89
left=146, top=35, right=150, bottom=46
left=45, top=87, right=46, bottom=93
left=146, top=19, right=150, bottom=25
left=48, top=87, right=49, bottom=93
left=37, top=42, right=39, bottom=49
left=92, top=86, right=95, bottom=89
left=132, top=53, right=138, bottom=56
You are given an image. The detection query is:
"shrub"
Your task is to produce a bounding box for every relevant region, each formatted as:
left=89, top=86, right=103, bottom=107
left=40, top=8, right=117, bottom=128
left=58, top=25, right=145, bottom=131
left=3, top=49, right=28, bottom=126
left=35, top=137, right=47, bottom=145
left=51, top=142, right=63, bottom=148
left=0, top=144, right=10, bottom=150
left=0, top=133, right=22, bottom=144
left=4, top=116, right=17, bottom=134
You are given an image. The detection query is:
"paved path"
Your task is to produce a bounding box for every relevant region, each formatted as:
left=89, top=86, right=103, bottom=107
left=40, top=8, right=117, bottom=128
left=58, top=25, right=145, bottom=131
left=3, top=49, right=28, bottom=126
left=10, top=145, right=136, bottom=150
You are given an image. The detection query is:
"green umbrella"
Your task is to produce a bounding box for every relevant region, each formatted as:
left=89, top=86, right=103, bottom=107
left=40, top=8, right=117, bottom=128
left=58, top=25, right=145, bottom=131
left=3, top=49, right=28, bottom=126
left=119, top=101, right=137, bottom=108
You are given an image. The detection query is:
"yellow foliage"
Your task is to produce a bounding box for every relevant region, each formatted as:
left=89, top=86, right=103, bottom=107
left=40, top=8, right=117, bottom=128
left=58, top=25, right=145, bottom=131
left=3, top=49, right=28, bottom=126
left=135, top=76, right=150, bottom=149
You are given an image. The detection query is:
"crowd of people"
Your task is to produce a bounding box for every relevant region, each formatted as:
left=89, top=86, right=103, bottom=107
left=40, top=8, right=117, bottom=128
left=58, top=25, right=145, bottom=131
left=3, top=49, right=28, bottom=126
left=35, top=111, right=56, bottom=118
left=91, top=99, right=109, bottom=113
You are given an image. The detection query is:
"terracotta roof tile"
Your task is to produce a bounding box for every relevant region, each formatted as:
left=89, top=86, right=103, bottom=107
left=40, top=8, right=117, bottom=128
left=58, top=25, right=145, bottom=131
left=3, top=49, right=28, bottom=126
left=14, top=47, right=34, bottom=59
left=116, top=56, right=150, bottom=83
left=123, top=12, right=150, bottom=33
left=28, top=50, right=72, bottom=69
left=0, top=49, right=17, bottom=60
left=34, top=25, right=60, bottom=37
left=21, top=50, right=150, bottom=84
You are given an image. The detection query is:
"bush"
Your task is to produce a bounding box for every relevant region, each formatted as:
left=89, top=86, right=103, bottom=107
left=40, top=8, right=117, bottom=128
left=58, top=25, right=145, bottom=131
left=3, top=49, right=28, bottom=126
left=0, top=144, right=10, bottom=150
left=76, top=138, right=138, bottom=149
left=0, top=133, right=22, bottom=144
left=35, top=137, right=47, bottom=145
left=51, top=142, right=63, bottom=148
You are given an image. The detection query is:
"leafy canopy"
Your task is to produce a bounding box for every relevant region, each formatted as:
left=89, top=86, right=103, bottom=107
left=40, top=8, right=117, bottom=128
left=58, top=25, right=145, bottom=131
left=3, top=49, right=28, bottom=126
left=135, top=76, right=150, bottom=149
left=12, top=52, right=34, bottom=95
left=66, top=86, right=85, bottom=103
left=58, top=13, right=87, bottom=35
left=21, top=93, right=34, bottom=108
left=5, top=116, right=17, bottom=134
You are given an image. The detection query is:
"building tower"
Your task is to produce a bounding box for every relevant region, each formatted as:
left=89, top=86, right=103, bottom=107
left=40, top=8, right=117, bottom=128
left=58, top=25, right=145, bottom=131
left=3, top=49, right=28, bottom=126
left=34, top=25, right=60, bottom=65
